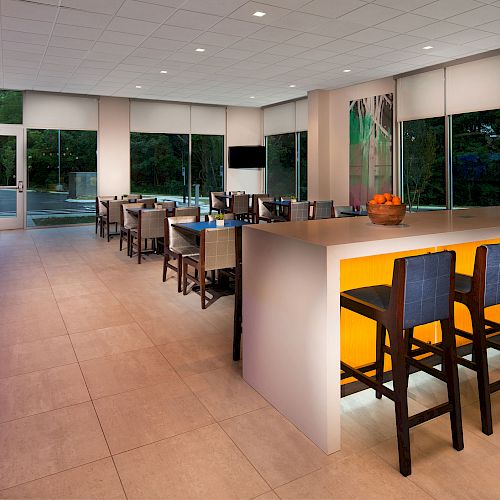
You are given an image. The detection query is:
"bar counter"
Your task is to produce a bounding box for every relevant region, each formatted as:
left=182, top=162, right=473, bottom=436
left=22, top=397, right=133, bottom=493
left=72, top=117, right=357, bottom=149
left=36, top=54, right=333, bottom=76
left=242, top=207, right=500, bottom=455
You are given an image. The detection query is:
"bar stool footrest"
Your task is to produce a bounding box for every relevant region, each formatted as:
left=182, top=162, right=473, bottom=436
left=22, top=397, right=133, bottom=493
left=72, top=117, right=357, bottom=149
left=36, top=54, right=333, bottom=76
left=407, top=357, right=447, bottom=382
left=408, top=403, right=453, bottom=428
left=341, top=361, right=395, bottom=401
left=490, top=379, right=500, bottom=394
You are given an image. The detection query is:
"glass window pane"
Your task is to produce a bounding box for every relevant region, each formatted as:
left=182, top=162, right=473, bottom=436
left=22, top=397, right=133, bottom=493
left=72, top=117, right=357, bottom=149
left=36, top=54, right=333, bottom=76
left=266, top=133, right=295, bottom=198
left=402, top=117, right=446, bottom=211
left=131, top=132, right=189, bottom=204
left=451, top=109, right=500, bottom=208
left=298, top=131, right=307, bottom=201
left=26, top=129, right=97, bottom=227
left=0, top=90, right=23, bottom=124
left=0, top=135, right=17, bottom=218
left=191, top=134, right=224, bottom=213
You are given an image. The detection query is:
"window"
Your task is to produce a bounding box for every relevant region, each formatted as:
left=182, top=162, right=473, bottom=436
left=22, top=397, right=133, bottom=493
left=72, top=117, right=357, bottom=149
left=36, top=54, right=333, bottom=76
left=0, top=90, right=23, bottom=124
left=191, top=134, right=224, bottom=203
left=401, top=117, right=446, bottom=211
left=26, top=129, right=97, bottom=227
left=130, top=133, right=189, bottom=203
left=0, top=135, right=17, bottom=218
left=451, top=109, right=500, bottom=208
left=266, top=132, right=309, bottom=199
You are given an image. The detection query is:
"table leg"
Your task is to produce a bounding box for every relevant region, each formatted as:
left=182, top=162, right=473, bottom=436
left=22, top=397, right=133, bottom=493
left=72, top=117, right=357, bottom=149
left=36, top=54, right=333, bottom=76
left=233, top=226, right=242, bottom=361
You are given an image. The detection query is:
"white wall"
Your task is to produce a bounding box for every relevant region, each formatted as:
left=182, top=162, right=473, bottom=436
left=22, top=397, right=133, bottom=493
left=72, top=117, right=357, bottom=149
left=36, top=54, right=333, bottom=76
left=98, top=96, right=130, bottom=196
left=226, top=106, right=264, bottom=193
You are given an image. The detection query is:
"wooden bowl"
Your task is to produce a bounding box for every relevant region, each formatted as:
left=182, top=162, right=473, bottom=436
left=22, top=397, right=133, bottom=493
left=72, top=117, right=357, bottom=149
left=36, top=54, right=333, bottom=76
left=367, top=203, right=406, bottom=225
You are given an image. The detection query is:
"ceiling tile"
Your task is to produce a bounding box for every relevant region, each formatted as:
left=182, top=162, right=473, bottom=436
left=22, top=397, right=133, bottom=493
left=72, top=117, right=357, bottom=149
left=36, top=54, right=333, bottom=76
left=337, top=3, right=403, bottom=25
left=230, top=37, right=276, bottom=51
left=46, top=45, right=87, bottom=58
left=50, top=35, right=95, bottom=50
left=376, top=13, right=436, bottom=33
left=464, top=33, right=500, bottom=47
left=106, top=17, right=159, bottom=35
left=319, top=38, right=365, bottom=53
left=215, top=47, right=254, bottom=59
left=308, top=18, right=367, bottom=37
left=478, top=19, right=500, bottom=33
left=181, top=0, right=247, bottom=16
left=373, top=0, right=435, bottom=11
left=296, top=48, right=338, bottom=60
left=229, top=2, right=290, bottom=24
left=193, top=32, right=241, bottom=47
left=61, top=0, right=124, bottom=15
left=140, top=36, right=186, bottom=50
left=348, top=45, right=392, bottom=57
left=57, top=7, right=112, bottom=28
left=409, top=21, right=465, bottom=37
left=2, top=29, right=49, bottom=44
left=265, top=43, right=308, bottom=56
left=52, top=23, right=101, bottom=40
left=1, top=0, right=57, bottom=22
left=2, top=40, right=45, bottom=54
left=299, top=0, right=367, bottom=19
left=414, top=0, right=484, bottom=19
left=165, top=10, right=222, bottom=30
left=438, top=28, right=493, bottom=43
left=258, top=0, right=310, bottom=8
left=286, top=32, right=334, bottom=48
left=99, top=30, right=146, bottom=46
left=270, top=11, right=331, bottom=31
left=250, top=25, right=301, bottom=42
left=345, top=27, right=396, bottom=43
left=1, top=16, right=53, bottom=34
left=93, top=41, right=134, bottom=55
left=115, top=0, right=175, bottom=23
left=376, top=33, right=428, bottom=48
left=210, top=18, right=263, bottom=36
left=446, top=5, right=500, bottom=26
left=153, top=25, right=203, bottom=41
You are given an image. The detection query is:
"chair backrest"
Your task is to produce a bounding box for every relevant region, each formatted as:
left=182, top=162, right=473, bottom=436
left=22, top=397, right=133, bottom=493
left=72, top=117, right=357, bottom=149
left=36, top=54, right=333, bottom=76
left=230, top=191, right=245, bottom=195
left=141, top=197, right=157, bottom=209
left=122, top=194, right=142, bottom=200
left=251, top=194, right=269, bottom=212
left=122, top=203, right=144, bottom=228
left=205, top=213, right=235, bottom=221
left=258, top=197, right=274, bottom=219
left=280, top=196, right=292, bottom=201
left=155, top=201, right=176, bottom=211
left=313, top=200, right=334, bottom=219
left=210, top=192, right=226, bottom=211
left=231, top=194, right=249, bottom=215
left=396, top=251, right=455, bottom=330
left=334, top=205, right=354, bottom=217
left=174, top=206, right=201, bottom=218
left=107, top=200, right=126, bottom=223
left=97, top=196, right=116, bottom=216
left=139, top=208, right=166, bottom=239
left=166, top=215, right=198, bottom=251
left=289, top=201, right=310, bottom=221
left=202, top=227, right=236, bottom=271
left=479, top=244, right=500, bottom=308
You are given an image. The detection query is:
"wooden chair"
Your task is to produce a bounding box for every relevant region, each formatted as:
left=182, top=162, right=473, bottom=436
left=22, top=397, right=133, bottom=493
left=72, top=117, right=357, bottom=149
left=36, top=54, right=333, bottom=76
left=173, top=206, right=201, bottom=218
left=155, top=201, right=176, bottom=215
left=119, top=202, right=144, bottom=256
left=334, top=205, right=355, bottom=217
left=340, top=251, right=463, bottom=476
left=101, top=199, right=125, bottom=241
left=250, top=194, right=269, bottom=223
left=163, top=215, right=199, bottom=292
left=183, top=227, right=236, bottom=309
left=122, top=194, right=142, bottom=200
left=454, top=243, right=500, bottom=436
left=141, top=197, right=157, bottom=208
left=311, top=200, right=335, bottom=220
left=210, top=192, right=226, bottom=214
left=228, top=194, right=251, bottom=221
left=95, top=196, right=116, bottom=236
left=287, top=201, right=310, bottom=221
left=257, top=197, right=284, bottom=223
left=130, top=208, right=166, bottom=263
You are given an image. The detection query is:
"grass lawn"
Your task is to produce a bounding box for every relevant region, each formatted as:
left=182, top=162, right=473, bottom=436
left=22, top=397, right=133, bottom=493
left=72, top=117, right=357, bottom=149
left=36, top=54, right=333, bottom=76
left=32, top=216, right=94, bottom=226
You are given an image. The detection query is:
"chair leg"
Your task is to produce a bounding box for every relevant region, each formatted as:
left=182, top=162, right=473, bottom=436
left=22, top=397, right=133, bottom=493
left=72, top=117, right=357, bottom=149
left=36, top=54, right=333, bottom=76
left=107, top=219, right=110, bottom=242
left=404, top=327, right=414, bottom=382
left=138, top=238, right=142, bottom=264
left=177, top=256, right=183, bottom=293
left=388, top=327, right=411, bottom=477
left=441, top=318, right=465, bottom=451
left=182, top=261, right=188, bottom=295
left=375, top=323, right=386, bottom=399
left=162, top=254, right=168, bottom=282
left=471, top=310, right=493, bottom=435
left=95, top=216, right=98, bottom=234
left=201, top=271, right=206, bottom=309
left=119, top=232, right=123, bottom=252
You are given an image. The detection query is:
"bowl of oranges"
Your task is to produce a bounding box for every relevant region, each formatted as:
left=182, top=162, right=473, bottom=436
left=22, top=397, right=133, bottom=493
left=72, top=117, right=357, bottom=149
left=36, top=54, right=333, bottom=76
left=367, top=193, right=406, bottom=225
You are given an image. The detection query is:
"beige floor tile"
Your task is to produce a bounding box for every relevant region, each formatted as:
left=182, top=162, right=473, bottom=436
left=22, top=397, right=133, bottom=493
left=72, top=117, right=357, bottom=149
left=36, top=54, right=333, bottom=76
left=0, top=335, right=76, bottom=379
left=94, top=380, right=214, bottom=453
left=158, top=332, right=233, bottom=377
left=220, top=407, right=328, bottom=488
left=0, top=458, right=125, bottom=499
left=57, top=292, right=134, bottom=334
left=0, top=287, right=55, bottom=307
left=0, top=301, right=61, bottom=325
left=185, top=365, right=268, bottom=421
left=51, top=279, right=110, bottom=300
left=70, top=322, right=153, bottom=361
left=461, top=392, right=500, bottom=448
left=0, top=363, right=89, bottom=423
left=80, top=346, right=175, bottom=398
left=253, top=492, right=279, bottom=500
left=0, top=402, right=109, bottom=490
left=0, top=315, right=67, bottom=348
left=274, top=451, right=432, bottom=499
left=114, top=424, right=269, bottom=500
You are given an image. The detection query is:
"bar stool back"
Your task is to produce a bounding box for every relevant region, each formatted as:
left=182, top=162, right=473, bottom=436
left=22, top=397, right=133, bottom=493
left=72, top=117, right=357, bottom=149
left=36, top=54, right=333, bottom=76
left=340, top=251, right=463, bottom=476
left=455, top=243, right=500, bottom=435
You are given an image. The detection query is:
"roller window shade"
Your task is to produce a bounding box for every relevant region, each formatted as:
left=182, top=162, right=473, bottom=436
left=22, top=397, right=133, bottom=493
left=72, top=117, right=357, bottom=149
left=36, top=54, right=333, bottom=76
left=295, top=99, right=308, bottom=131
left=264, top=102, right=295, bottom=136
left=191, top=105, right=226, bottom=135
left=130, top=100, right=190, bottom=134
left=397, top=69, right=445, bottom=122
left=24, top=91, right=98, bottom=130
left=446, top=56, right=500, bottom=115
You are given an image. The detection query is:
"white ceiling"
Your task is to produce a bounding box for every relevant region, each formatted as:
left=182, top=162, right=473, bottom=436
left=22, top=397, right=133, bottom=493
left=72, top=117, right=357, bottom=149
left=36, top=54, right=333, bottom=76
left=0, top=0, right=499, bottom=106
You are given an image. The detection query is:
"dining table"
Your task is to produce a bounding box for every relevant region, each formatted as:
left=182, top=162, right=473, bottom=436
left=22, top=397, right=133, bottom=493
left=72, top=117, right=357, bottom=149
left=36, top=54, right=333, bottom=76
left=172, top=219, right=249, bottom=361
left=340, top=209, right=368, bottom=217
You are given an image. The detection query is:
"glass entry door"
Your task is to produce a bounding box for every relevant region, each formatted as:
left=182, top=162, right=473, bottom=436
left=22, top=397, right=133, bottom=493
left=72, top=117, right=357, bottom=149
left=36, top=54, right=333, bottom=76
left=0, top=126, right=24, bottom=229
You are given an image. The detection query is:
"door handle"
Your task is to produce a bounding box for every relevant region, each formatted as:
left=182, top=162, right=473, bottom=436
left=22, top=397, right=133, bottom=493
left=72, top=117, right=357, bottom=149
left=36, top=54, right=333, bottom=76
left=18, top=181, right=23, bottom=193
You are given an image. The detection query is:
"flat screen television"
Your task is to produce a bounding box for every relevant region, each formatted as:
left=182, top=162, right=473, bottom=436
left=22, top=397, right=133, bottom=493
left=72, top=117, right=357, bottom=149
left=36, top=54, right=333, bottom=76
left=228, top=145, right=265, bottom=169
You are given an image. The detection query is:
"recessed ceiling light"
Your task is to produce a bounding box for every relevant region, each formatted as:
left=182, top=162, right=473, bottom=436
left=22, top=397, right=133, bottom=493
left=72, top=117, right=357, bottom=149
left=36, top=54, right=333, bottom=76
left=253, top=11, right=266, bottom=17
left=423, top=45, right=433, bottom=50
left=343, top=69, right=351, bottom=73
left=249, top=96, right=256, bottom=99
left=195, top=48, right=205, bottom=52
left=289, top=84, right=296, bottom=88
left=135, top=85, right=142, bottom=88
left=160, top=70, right=168, bottom=74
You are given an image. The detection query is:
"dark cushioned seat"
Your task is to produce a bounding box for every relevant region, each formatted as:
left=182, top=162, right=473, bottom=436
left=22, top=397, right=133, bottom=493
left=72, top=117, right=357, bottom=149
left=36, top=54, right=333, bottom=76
left=341, top=285, right=391, bottom=310
left=455, top=273, right=472, bottom=294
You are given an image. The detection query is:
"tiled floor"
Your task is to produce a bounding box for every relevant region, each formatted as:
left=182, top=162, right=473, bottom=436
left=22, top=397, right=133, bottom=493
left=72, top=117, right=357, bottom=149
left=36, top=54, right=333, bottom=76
left=1, top=225, right=500, bottom=499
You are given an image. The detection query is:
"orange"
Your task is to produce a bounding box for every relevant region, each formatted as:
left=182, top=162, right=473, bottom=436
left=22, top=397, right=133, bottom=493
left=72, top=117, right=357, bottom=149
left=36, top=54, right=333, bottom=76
left=392, top=196, right=401, bottom=205
left=368, top=199, right=377, bottom=205
left=383, top=192, right=392, bottom=201
left=374, top=194, right=385, bottom=204
left=385, top=200, right=393, bottom=205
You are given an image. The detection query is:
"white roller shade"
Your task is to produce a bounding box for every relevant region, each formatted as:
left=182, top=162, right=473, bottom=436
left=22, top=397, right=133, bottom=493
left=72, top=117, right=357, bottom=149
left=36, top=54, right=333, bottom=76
left=397, top=69, right=445, bottom=121
left=130, top=100, right=190, bottom=134
left=191, top=105, right=226, bottom=135
left=295, top=99, right=308, bottom=131
left=446, top=55, right=500, bottom=115
left=24, top=91, right=98, bottom=130
left=264, top=102, right=295, bottom=136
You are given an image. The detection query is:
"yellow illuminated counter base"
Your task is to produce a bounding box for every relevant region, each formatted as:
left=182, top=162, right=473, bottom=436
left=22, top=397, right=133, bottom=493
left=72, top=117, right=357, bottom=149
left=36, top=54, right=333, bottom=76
left=242, top=207, right=500, bottom=455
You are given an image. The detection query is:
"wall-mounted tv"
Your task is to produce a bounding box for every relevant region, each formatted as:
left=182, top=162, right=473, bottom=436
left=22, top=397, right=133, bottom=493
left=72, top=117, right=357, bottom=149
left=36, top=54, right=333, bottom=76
left=228, top=145, right=265, bottom=169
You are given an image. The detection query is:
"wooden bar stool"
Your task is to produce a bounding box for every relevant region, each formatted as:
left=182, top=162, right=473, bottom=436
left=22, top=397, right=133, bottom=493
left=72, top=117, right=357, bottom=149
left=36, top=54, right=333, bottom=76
left=454, top=243, right=500, bottom=436
left=340, top=251, right=464, bottom=476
